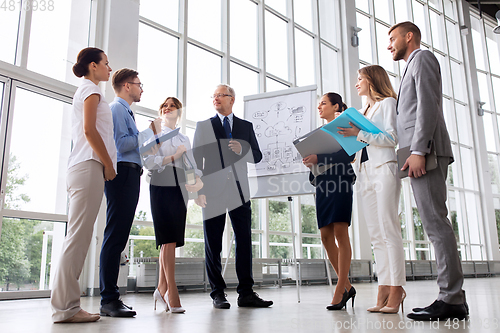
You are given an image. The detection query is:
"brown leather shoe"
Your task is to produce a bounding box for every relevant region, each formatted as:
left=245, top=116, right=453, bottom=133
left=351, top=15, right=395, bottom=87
left=54, top=309, right=100, bottom=323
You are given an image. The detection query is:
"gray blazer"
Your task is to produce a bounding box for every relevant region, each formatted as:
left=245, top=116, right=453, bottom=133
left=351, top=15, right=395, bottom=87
left=397, top=49, right=453, bottom=162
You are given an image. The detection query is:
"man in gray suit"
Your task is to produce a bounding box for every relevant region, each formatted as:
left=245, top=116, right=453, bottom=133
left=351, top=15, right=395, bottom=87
left=388, top=21, right=467, bottom=321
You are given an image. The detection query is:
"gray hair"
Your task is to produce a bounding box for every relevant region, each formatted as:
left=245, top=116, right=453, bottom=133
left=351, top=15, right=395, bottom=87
left=216, top=84, right=235, bottom=98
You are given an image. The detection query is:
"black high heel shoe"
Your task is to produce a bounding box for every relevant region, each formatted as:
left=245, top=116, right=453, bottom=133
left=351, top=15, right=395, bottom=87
left=326, top=290, right=348, bottom=310
left=346, top=286, right=356, bottom=308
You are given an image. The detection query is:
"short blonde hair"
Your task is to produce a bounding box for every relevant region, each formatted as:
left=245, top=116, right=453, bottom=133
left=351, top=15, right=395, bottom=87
left=216, top=84, right=235, bottom=98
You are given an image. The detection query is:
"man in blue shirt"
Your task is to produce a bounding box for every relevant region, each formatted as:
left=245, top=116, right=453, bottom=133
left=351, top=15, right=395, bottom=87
left=99, top=68, right=160, bottom=317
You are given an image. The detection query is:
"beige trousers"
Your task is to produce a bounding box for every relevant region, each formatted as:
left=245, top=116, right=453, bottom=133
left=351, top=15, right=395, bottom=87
left=51, top=160, right=104, bottom=322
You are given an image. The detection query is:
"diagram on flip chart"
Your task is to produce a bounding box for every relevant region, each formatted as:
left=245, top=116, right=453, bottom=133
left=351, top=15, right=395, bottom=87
left=246, top=90, right=312, bottom=177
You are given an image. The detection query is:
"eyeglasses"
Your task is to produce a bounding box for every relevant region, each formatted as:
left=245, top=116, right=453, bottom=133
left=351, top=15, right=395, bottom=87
left=127, top=82, right=143, bottom=89
left=211, top=94, right=232, bottom=99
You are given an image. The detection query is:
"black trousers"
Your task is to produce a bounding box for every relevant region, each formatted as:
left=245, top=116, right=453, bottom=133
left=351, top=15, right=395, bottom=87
left=203, top=185, right=254, bottom=298
left=100, top=163, right=140, bottom=304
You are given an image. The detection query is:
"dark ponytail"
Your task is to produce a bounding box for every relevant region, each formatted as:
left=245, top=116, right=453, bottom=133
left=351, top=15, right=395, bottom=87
left=324, top=92, right=347, bottom=112
left=72, top=47, right=104, bottom=78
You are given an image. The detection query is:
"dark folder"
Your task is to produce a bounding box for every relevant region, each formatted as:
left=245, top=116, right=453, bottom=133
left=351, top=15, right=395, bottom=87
left=397, top=145, right=438, bottom=179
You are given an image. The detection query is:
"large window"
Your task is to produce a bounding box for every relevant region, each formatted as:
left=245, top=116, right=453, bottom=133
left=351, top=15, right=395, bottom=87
left=471, top=12, right=500, bottom=250
left=0, top=81, right=74, bottom=295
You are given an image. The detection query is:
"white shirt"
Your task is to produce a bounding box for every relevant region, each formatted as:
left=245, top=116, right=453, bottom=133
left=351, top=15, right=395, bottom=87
left=142, top=126, right=202, bottom=177
left=67, top=79, right=117, bottom=171
left=217, top=112, right=234, bottom=130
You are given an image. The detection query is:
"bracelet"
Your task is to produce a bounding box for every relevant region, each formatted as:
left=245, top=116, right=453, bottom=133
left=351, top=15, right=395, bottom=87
left=171, top=155, right=175, bottom=164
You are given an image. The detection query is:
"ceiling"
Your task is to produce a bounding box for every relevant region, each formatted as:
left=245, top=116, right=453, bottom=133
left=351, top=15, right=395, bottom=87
left=465, top=0, right=500, bottom=21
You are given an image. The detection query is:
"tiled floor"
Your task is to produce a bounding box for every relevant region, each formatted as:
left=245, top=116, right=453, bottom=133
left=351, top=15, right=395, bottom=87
left=0, top=277, right=499, bottom=333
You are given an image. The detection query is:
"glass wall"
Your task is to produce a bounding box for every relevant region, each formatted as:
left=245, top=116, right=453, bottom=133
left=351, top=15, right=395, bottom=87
left=1, top=0, right=500, bottom=297
left=0, top=83, right=74, bottom=293
left=470, top=12, right=500, bottom=251
left=0, top=1, right=92, bottom=296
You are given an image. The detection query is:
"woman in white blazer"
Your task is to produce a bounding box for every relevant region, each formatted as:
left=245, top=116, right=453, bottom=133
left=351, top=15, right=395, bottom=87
left=338, top=65, right=406, bottom=314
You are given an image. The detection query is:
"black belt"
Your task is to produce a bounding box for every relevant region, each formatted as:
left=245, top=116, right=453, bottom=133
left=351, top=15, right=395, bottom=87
left=118, top=161, right=143, bottom=175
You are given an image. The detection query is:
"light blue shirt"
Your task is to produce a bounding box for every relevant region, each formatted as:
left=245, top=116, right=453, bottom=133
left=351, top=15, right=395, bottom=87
left=110, top=97, right=153, bottom=166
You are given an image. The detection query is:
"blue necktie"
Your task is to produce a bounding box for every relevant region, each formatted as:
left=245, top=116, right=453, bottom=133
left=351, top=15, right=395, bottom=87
left=223, top=116, right=231, bottom=139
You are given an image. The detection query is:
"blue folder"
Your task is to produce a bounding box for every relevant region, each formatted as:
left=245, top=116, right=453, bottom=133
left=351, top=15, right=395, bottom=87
left=320, top=107, right=387, bottom=156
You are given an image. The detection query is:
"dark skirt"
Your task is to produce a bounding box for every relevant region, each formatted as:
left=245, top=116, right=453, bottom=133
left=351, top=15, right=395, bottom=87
left=150, top=184, right=188, bottom=248
left=315, top=171, right=354, bottom=229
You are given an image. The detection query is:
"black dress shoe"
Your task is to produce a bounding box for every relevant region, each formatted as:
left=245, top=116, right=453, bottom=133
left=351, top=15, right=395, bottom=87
left=237, top=292, right=273, bottom=307
left=100, top=299, right=137, bottom=317
left=413, top=300, right=469, bottom=314
left=213, top=293, right=231, bottom=309
left=407, top=300, right=467, bottom=321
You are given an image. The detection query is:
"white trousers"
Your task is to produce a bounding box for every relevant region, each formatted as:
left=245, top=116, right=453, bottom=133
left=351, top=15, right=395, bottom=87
left=357, top=161, right=406, bottom=286
left=51, top=160, right=104, bottom=322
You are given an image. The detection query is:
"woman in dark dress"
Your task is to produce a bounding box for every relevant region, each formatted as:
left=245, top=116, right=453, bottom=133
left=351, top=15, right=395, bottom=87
left=142, top=97, right=202, bottom=313
left=302, top=93, right=356, bottom=310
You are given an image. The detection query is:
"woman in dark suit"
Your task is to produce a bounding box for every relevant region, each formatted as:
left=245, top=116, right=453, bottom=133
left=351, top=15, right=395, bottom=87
left=142, top=97, right=203, bottom=313
left=302, top=93, right=356, bottom=310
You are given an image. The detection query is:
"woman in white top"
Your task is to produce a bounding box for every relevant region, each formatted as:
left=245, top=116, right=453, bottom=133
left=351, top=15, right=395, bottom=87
left=338, top=65, right=406, bottom=314
left=51, top=47, right=117, bottom=323
left=143, top=97, right=202, bottom=313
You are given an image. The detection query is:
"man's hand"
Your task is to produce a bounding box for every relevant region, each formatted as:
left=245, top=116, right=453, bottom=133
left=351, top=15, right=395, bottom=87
left=401, top=154, right=426, bottom=178
left=185, top=176, right=203, bottom=193
left=149, top=117, right=162, bottom=134
left=228, top=139, right=242, bottom=154
left=195, top=194, right=207, bottom=208
left=302, top=154, right=318, bottom=168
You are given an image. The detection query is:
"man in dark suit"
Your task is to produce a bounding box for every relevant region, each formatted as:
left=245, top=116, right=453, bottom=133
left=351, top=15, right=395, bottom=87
left=193, top=84, right=272, bottom=309
left=388, top=21, right=467, bottom=321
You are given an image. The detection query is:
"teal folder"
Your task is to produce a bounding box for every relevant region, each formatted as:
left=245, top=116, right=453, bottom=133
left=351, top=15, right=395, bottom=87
left=320, top=107, right=387, bottom=156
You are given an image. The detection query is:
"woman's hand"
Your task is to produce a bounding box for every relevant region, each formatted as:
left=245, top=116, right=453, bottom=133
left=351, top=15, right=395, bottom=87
left=149, top=117, right=162, bottom=134
left=174, top=145, right=187, bottom=160
left=334, top=111, right=342, bottom=119
left=195, top=194, right=207, bottom=208
left=104, top=165, right=116, bottom=181
left=337, top=122, right=360, bottom=137
left=302, top=154, right=318, bottom=167
left=185, top=176, right=203, bottom=192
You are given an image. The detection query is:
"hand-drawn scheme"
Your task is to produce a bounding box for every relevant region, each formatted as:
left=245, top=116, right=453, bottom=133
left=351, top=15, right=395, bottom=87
left=246, top=91, right=312, bottom=177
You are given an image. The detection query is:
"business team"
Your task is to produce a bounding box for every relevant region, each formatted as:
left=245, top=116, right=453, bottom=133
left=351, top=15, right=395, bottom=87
left=52, top=21, right=466, bottom=323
